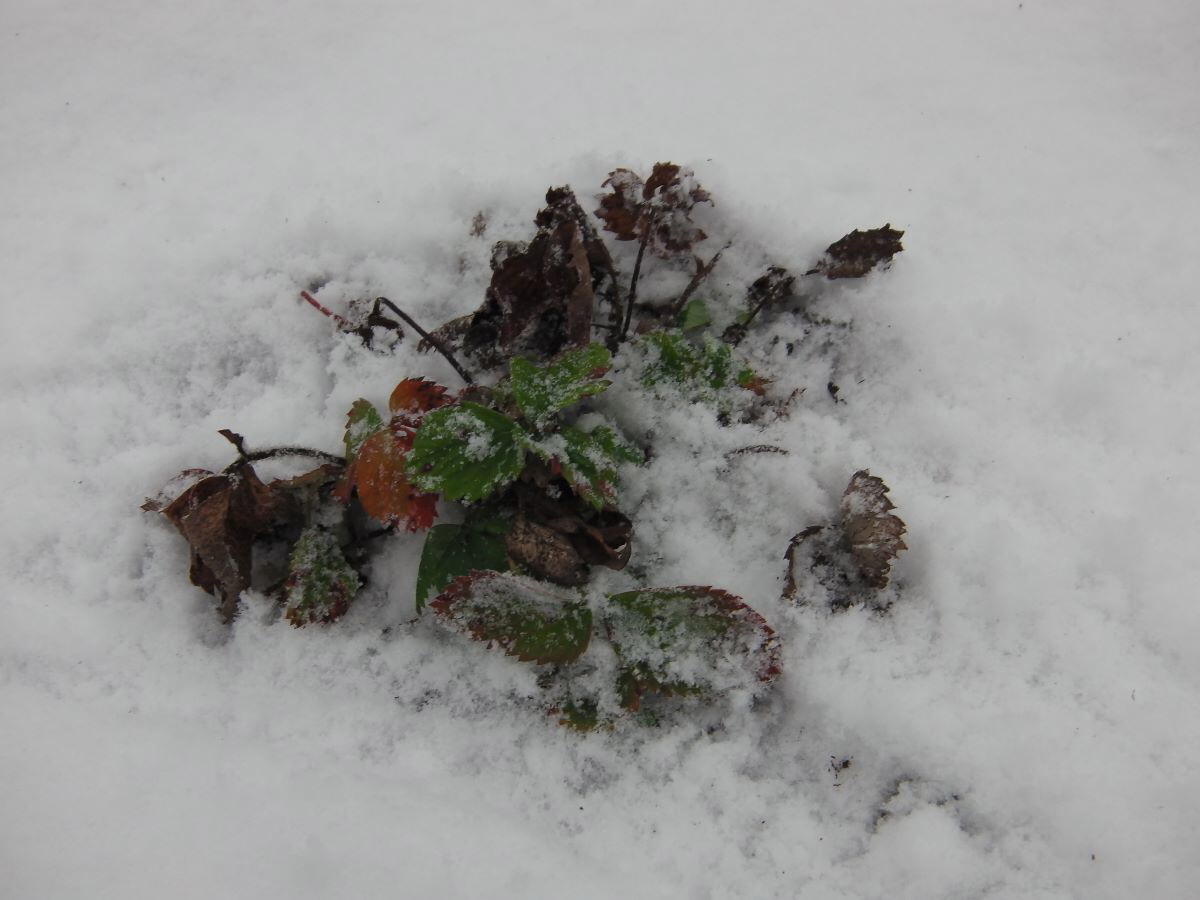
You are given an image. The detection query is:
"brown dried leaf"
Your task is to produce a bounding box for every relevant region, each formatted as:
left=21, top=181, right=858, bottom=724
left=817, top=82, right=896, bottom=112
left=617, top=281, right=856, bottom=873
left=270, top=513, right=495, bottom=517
left=460, top=187, right=598, bottom=365
left=840, top=470, right=907, bottom=588
left=154, top=465, right=299, bottom=621
left=504, top=511, right=589, bottom=586
left=594, top=169, right=645, bottom=241
left=809, top=225, right=905, bottom=279
left=595, top=162, right=712, bottom=259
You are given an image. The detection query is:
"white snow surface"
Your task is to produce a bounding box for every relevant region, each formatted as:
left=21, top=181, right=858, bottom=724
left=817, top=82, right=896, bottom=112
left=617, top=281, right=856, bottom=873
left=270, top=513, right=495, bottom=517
left=3, top=1, right=1199, bottom=898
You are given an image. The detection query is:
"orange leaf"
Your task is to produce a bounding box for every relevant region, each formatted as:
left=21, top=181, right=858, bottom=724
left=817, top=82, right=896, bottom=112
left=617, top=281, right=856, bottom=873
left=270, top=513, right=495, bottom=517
left=352, top=426, right=438, bottom=530
left=389, top=378, right=453, bottom=417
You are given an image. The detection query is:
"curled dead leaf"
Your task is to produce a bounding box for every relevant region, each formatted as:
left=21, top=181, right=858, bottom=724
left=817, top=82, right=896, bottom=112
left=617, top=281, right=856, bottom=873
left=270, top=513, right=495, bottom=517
left=458, top=187, right=603, bottom=366
left=808, top=225, right=904, bottom=279
left=783, top=471, right=907, bottom=608
left=151, top=464, right=301, bottom=621
left=840, top=469, right=907, bottom=589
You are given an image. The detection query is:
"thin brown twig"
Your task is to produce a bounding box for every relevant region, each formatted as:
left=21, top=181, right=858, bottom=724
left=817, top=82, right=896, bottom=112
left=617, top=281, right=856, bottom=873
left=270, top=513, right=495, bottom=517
left=620, top=225, right=653, bottom=342
left=374, top=297, right=475, bottom=385
left=667, top=242, right=731, bottom=318
left=218, top=430, right=345, bottom=473
left=724, top=445, right=790, bottom=460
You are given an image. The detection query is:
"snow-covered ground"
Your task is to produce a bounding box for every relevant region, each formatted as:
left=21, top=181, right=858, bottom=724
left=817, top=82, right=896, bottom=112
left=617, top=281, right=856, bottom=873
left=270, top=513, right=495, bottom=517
left=3, top=1, right=1198, bottom=897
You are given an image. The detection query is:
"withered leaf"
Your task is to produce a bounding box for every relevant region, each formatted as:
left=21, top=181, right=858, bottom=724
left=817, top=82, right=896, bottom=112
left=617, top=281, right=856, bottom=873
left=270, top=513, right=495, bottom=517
left=505, top=511, right=590, bottom=586
left=594, top=168, right=645, bottom=242
left=595, top=162, right=712, bottom=259
left=839, top=470, right=907, bottom=588
left=808, top=225, right=904, bottom=279
left=459, top=187, right=600, bottom=366
left=152, top=464, right=299, bottom=621
left=498, top=471, right=633, bottom=587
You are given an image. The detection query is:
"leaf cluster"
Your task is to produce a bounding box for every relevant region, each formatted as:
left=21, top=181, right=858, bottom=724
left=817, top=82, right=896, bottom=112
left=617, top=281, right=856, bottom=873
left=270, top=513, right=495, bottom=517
left=431, top=572, right=781, bottom=728
left=146, top=163, right=910, bottom=730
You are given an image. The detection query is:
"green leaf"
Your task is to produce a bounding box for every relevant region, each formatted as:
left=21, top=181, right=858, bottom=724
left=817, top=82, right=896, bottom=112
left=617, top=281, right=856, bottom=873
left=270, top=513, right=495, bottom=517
left=603, top=586, right=781, bottom=710
left=535, top=423, right=641, bottom=509
left=415, top=514, right=511, bottom=613
left=344, top=399, right=384, bottom=462
left=639, top=331, right=737, bottom=391
left=431, top=571, right=593, bottom=665
left=284, top=527, right=360, bottom=626
left=676, top=297, right=712, bottom=331
left=510, top=343, right=612, bottom=428
left=407, top=403, right=527, bottom=502
left=557, top=696, right=602, bottom=731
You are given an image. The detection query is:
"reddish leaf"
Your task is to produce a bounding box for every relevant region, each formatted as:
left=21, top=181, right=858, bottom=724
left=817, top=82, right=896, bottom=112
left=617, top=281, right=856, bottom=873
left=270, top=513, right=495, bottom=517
left=388, top=378, right=454, bottom=417
left=808, top=225, right=905, bottom=279
left=351, top=424, right=437, bottom=531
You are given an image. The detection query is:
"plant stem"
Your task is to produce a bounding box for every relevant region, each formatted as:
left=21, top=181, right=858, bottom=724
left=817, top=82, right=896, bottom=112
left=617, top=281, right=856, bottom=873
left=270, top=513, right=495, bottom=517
left=621, top=230, right=651, bottom=342
left=374, top=297, right=475, bottom=385
left=667, top=243, right=730, bottom=318
left=218, top=430, right=345, bottom=473
left=300, top=290, right=352, bottom=328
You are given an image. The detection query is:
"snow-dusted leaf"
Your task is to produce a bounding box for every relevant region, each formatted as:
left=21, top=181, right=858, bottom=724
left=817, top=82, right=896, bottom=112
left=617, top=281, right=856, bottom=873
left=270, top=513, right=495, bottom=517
left=509, top=343, right=612, bottom=429
left=840, top=470, right=907, bottom=588
left=642, top=162, right=711, bottom=257
left=283, top=527, right=360, bottom=626
left=594, top=168, right=644, bottom=241
left=415, top=515, right=510, bottom=612
left=408, top=403, right=527, bottom=502
left=555, top=697, right=602, bottom=731
left=349, top=424, right=437, bottom=530
left=603, top=586, right=781, bottom=711
left=595, top=162, right=712, bottom=258
left=808, top=225, right=904, bottom=279
left=343, top=399, right=384, bottom=462
left=551, top=423, right=642, bottom=509
left=639, top=331, right=763, bottom=403
left=431, top=571, right=592, bottom=665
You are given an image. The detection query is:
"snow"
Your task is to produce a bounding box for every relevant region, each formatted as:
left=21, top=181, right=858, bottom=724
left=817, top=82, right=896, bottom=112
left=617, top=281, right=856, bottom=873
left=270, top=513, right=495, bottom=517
left=4, top=1, right=1200, bottom=898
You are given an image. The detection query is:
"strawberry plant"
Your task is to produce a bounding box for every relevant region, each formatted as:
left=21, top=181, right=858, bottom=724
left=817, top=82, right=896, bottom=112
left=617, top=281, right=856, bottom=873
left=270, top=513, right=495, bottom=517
left=144, top=162, right=909, bottom=728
